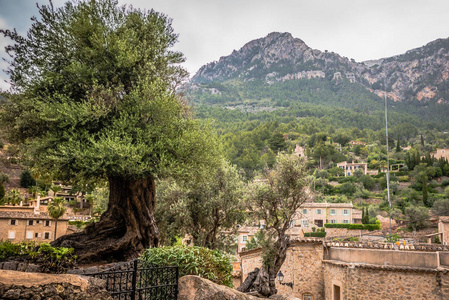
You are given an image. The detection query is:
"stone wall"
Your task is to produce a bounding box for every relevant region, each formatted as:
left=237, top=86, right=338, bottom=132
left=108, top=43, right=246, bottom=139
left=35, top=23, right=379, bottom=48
left=324, top=228, right=376, bottom=239
left=0, top=269, right=112, bottom=299
left=326, top=247, right=441, bottom=269
left=323, top=260, right=449, bottom=300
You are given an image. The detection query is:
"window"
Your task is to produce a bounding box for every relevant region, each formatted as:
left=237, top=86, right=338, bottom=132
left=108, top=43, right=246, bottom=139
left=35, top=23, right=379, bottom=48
left=34, top=232, right=42, bottom=238
left=28, top=220, right=34, bottom=226
left=330, top=219, right=337, bottom=224
left=303, top=294, right=313, bottom=300
left=343, top=220, right=349, bottom=224
left=302, top=220, right=309, bottom=227
left=8, top=231, right=15, bottom=239
left=330, top=209, right=336, bottom=215
left=343, top=209, right=349, bottom=216
left=44, top=232, right=51, bottom=240
left=242, top=235, right=248, bottom=243
left=26, top=231, right=34, bottom=239
left=316, top=209, right=322, bottom=215
left=302, top=209, right=308, bottom=214
left=9, top=219, right=17, bottom=226
left=44, top=220, right=51, bottom=227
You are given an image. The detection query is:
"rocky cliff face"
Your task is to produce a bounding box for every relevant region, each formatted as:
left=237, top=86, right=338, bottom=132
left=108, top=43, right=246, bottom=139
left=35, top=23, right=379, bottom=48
left=191, top=32, right=449, bottom=104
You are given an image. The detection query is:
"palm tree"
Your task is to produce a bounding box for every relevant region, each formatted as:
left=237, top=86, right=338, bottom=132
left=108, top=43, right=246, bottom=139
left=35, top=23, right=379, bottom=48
left=47, top=197, right=66, bottom=240
left=5, top=189, right=22, bottom=205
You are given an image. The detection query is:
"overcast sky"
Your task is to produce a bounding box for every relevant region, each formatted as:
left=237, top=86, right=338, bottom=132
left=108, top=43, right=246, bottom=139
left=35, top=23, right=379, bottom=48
left=1, top=0, right=449, bottom=91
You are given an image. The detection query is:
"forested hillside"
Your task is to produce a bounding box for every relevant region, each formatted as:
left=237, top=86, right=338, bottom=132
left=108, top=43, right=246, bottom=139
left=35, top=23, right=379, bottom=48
left=184, top=32, right=449, bottom=178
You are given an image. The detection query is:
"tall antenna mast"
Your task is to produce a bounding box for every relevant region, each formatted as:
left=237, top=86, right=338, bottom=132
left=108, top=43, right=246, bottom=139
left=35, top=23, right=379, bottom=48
left=384, top=84, right=392, bottom=241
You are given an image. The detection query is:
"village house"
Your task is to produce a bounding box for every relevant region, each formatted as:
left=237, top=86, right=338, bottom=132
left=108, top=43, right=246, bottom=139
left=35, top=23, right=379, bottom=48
left=292, top=202, right=359, bottom=231
left=0, top=204, right=69, bottom=242
left=348, top=140, right=366, bottom=146
left=432, top=148, right=449, bottom=161
left=336, top=161, right=367, bottom=177
left=237, top=202, right=359, bottom=252
left=294, top=144, right=306, bottom=158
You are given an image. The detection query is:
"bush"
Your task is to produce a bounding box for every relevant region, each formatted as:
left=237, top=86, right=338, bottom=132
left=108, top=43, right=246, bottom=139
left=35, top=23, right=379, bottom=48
left=324, top=223, right=380, bottom=231
left=20, top=170, right=36, bottom=188
left=34, top=243, right=77, bottom=273
left=0, top=240, right=36, bottom=261
left=140, top=246, right=233, bottom=287
left=398, top=176, right=410, bottom=182
left=304, top=232, right=326, bottom=237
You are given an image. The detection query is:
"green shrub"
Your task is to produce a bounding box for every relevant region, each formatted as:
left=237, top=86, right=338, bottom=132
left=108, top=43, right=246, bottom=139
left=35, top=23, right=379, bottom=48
left=304, top=232, right=326, bottom=237
left=68, top=220, right=91, bottom=229
left=140, top=246, right=233, bottom=287
left=34, top=243, right=77, bottom=273
left=20, top=170, right=36, bottom=188
left=324, top=223, right=381, bottom=231
left=398, top=176, right=410, bottom=182
left=0, top=240, right=36, bottom=261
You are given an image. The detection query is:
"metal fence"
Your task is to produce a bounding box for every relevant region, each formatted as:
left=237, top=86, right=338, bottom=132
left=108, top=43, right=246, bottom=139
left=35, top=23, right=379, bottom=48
left=89, top=260, right=178, bottom=300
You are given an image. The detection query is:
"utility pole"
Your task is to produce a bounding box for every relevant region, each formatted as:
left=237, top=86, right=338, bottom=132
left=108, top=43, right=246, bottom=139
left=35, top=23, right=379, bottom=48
left=384, top=87, right=392, bottom=241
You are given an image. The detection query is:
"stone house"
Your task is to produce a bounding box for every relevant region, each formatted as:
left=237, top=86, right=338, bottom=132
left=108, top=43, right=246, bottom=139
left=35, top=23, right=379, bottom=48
left=294, top=145, right=306, bottom=158
left=336, top=161, right=367, bottom=177
left=292, top=202, right=357, bottom=231
left=432, top=148, right=449, bottom=161
left=240, top=239, right=449, bottom=299
left=348, top=141, right=366, bottom=146
left=0, top=205, right=69, bottom=242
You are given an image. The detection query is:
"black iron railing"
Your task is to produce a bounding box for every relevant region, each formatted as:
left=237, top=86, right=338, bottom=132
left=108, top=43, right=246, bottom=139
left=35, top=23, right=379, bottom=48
left=88, top=260, right=178, bottom=300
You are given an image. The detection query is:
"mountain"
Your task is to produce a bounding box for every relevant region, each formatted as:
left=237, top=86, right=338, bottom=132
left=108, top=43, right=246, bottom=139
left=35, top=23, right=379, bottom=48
left=185, top=32, right=449, bottom=132
left=190, top=32, right=449, bottom=106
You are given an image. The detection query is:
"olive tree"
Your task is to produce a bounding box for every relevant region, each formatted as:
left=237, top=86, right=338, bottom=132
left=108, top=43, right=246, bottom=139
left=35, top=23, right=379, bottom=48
left=239, top=153, right=310, bottom=297
left=0, top=0, right=218, bottom=262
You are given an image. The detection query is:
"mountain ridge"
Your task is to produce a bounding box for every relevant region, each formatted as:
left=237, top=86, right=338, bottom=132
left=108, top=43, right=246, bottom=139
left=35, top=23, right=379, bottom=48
left=190, top=32, right=449, bottom=105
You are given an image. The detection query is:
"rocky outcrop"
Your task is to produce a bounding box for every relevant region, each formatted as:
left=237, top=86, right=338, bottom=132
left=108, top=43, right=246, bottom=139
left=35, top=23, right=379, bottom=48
left=0, top=269, right=112, bottom=299
left=178, top=275, right=259, bottom=300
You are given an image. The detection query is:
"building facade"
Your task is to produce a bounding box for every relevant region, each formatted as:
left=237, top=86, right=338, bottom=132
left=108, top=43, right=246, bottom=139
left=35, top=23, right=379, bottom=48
left=336, top=161, right=367, bottom=177
left=0, top=205, right=69, bottom=242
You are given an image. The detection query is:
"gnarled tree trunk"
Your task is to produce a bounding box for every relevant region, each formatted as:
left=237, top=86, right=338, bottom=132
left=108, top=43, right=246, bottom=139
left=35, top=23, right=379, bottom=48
left=239, top=234, right=290, bottom=297
left=52, top=176, right=159, bottom=263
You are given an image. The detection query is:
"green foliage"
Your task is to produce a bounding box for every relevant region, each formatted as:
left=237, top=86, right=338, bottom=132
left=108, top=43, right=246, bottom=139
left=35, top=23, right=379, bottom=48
left=3, top=189, right=22, bottom=206
left=405, top=206, right=429, bottom=231
left=68, top=220, right=91, bottom=229
left=156, top=159, right=245, bottom=250
left=0, top=240, right=36, bottom=261
left=0, top=0, right=217, bottom=185
left=34, top=243, right=77, bottom=273
left=140, top=246, right=233, bottom=287
left=324, top=223, right=380, bottom=230
left=304, top=232, right=326, bottom=237
left=20, top=170, right=36, bottom=188
left=385, top=233, right=401, bottom=243
left=432, top=198, right=449, bottom=216
left=246, top=230, right=267, bottom=250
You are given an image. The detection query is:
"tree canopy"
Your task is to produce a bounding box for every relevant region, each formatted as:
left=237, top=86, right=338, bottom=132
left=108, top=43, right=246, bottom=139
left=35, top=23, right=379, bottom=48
left=0, top=0, right=219, bottom=262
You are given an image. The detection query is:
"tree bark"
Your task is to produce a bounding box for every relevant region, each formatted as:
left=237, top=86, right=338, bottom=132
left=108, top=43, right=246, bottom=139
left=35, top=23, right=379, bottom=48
left=237, top=268, right=260, bottom=293
left=239, top=234, right=290, bottom=297
left=52, top=176, right=159, bottom=263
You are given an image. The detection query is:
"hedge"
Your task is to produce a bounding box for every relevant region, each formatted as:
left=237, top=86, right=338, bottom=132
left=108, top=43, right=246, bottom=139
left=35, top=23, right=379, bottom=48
left=324, top=223, right=380, bottom=231
left=304, top=232, right=326, bottom=237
